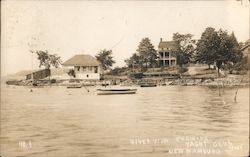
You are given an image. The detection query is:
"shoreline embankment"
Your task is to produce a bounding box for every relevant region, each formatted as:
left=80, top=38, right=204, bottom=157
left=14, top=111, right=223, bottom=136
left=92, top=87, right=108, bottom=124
left=4, top=74, right=249, bottom=88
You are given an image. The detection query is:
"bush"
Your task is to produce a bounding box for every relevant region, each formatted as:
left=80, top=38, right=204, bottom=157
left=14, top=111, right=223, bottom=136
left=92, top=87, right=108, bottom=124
left=50, top=79, right=56, bottom=83
left=223, top=57, right=249, bottom=73
left=110, top=67, right=128, bottom=76
left=67, top=69, right=76, bottom=77
left=178, top=67, right=188, bottom=74
left=100, top=74, right=104, bottom=80
left=131, top=72, right=143, bottom=79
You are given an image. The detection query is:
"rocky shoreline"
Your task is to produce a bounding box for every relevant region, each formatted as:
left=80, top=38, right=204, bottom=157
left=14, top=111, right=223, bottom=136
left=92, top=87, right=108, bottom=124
left=168, top=77, right=249, bottom=87
left=5, top=75, right=249, bottom=88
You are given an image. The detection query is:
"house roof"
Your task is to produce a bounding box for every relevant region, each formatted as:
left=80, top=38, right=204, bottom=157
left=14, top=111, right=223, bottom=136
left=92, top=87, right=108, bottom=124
left=62, top=54, right=100, bottom=66
left=158, top=41, right=176, bottom=49
left=241, top=39, right=250, bottom=51
left=241, top=44, right=250, bottom=51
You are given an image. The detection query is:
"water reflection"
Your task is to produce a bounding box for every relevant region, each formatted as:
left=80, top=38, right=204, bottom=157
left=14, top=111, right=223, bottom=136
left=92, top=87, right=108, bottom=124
left=203, top=96, right=233, bottom=123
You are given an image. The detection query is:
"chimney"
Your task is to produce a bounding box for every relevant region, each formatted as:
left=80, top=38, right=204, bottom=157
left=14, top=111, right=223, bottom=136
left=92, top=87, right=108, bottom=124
left=160, top=38, right=162, bottom=42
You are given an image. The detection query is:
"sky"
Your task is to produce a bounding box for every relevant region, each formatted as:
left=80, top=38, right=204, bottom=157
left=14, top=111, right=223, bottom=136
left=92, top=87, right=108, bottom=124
left=1, top=0, right=249, bottom=76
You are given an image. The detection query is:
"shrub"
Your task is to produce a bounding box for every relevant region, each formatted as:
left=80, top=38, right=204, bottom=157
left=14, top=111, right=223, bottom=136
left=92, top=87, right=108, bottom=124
left=67, top=69, right=76, bottom=77
left=178, top=67, right=188, bottom=74
left=50, top=79, right=56, bottom=83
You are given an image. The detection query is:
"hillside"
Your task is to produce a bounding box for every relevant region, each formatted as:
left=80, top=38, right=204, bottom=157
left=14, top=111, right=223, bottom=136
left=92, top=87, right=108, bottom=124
left=2, top=68, right=67, bottom=82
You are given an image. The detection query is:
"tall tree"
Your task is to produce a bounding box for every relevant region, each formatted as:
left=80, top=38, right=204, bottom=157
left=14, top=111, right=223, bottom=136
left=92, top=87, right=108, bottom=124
left=172, top=33, right=196, bottom=67
left=32, top=50, right=62, bottom=69
left=196, top=27, right=243, bottom=76
left=136, top=38, right=157, bottom=68
left=31, top=50, right=62, bottom=79
left=228, top=32, right=242, bottom=63
left=215, top=30, right=242, bottom=74
left=95, top=49, right=115, bottom=70
left=195, top=27, right=220, bottom=69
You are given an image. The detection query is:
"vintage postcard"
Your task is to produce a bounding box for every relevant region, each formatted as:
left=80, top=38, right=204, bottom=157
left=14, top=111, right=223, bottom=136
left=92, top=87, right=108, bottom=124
left=1, top=0, right=249, bottom=157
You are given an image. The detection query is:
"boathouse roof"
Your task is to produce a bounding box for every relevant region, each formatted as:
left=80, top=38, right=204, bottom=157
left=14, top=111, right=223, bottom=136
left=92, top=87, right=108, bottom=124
left=62, top=54, right=100, bottom=66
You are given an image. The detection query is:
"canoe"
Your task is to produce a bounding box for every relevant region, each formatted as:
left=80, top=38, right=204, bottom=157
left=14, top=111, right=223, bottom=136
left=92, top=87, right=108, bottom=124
left=97, top=89, right=137, bottom=95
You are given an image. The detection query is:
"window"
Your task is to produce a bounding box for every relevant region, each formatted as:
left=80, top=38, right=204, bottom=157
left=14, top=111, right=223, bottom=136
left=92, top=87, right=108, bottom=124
left=76, top=66, right=80, bottom=71
left=82, top=66, right=86, bottom=72
left=166, top=52, right=169, bottom=57
left=86, top=74, right=89, bottom=78
left=160, top=52, right=163, bottom=58
left=94, top=67, right=98, bottom=73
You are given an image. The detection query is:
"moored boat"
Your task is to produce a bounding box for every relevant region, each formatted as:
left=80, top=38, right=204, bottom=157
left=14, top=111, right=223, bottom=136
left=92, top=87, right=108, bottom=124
left=67, top=84, right=82, bottom=88
left=140, top=82, right=157, bottom=87
left=97, top=88, right=137, bottom=95
left=139, top=79, right=157, bottom=87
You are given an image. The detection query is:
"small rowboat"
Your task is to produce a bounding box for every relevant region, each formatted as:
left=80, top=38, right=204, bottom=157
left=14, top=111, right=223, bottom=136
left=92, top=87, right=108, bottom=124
left=97, top=88, right=137, bottom=95
left=140, top=79, right=157, bottom=87
left=67, top=84, right=82, bottom=88
left=140, top=82, right=157, bottom=87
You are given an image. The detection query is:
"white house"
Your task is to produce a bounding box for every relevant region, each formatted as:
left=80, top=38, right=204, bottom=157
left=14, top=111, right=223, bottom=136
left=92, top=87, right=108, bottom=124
left=62, top=54, right=101, bottom=80
left=158, top=38, right=177, bottom=67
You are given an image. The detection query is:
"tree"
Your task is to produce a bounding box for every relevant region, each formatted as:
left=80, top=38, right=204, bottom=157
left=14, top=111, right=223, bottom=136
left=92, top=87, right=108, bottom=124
left=95, top=49, right=115, bottom=70
left=215, top=30, right=242, bottom=75
left=196, top=27, right=243, bottom=76
left=30, top=50, right=62, bottom=79
left=125, top=53, right=140, bottom=69
left=196, top=27, right=220, bottom=69
left=172, top=33, right=196, bottom=67
left=136, top=38, right=157, bottom=68
left=32, top=50, right=62, bottom=69
left=227, top=32, right=242, bottom=63
left=31, top=50, right=62, bottom=79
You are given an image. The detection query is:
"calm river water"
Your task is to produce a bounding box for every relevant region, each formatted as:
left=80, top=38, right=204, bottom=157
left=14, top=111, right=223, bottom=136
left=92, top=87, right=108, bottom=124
left=1, top=85, right=249, bottom=157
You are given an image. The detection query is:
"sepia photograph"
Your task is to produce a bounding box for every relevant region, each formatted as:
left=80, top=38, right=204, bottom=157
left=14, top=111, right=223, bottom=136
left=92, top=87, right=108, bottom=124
left=1, top=0, right=249, bottom=157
